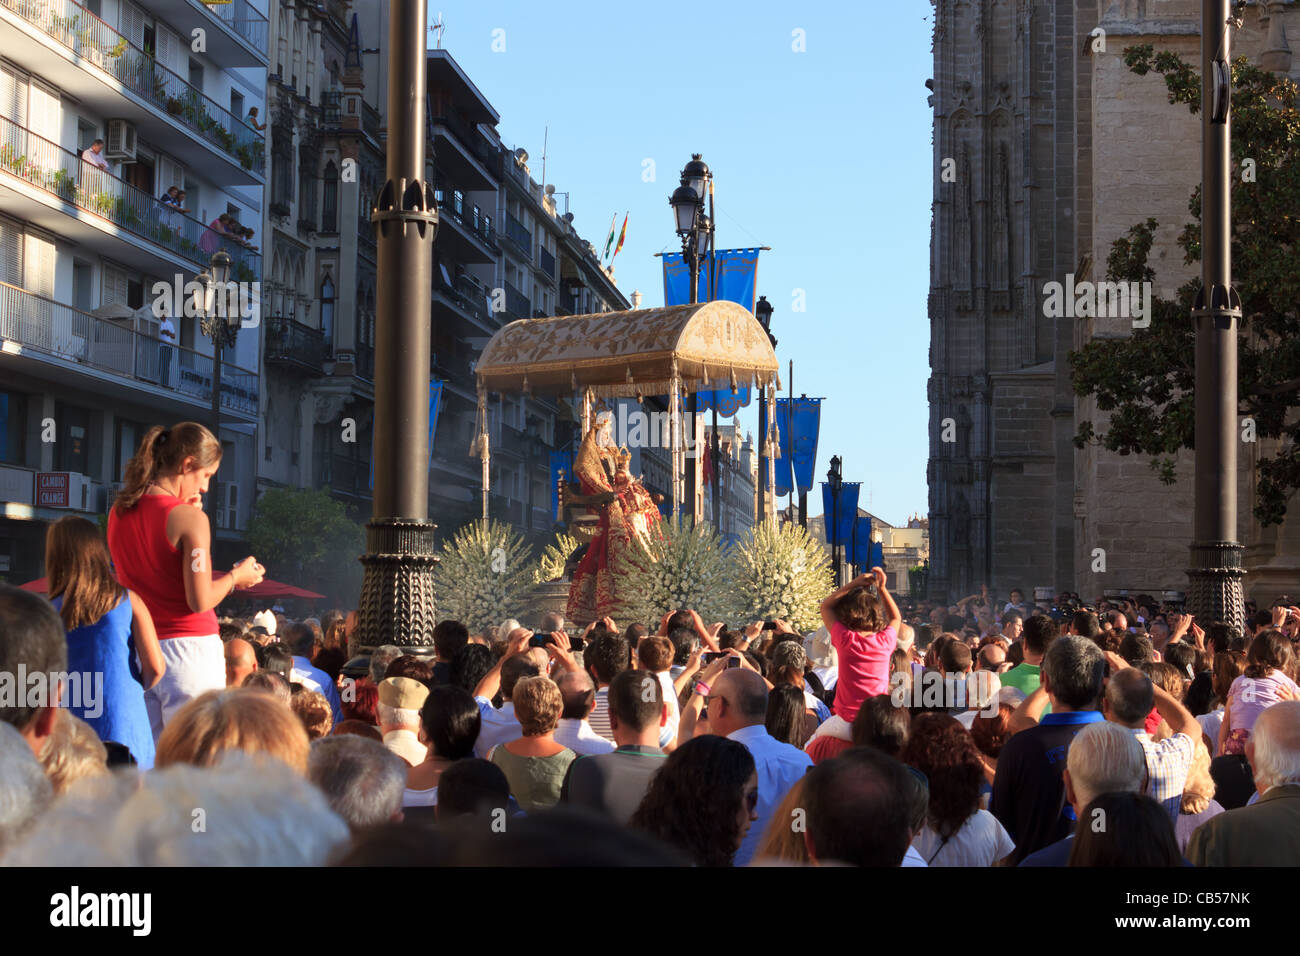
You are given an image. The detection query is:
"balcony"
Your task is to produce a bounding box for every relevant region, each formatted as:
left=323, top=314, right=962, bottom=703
left=432, top=269, right=493, bottom=335
left=264, top=315, right=324, bottom=376
left=0, top=114, right=260, bottom=281
left=433, top=187, right=497, bottom=264
left=0, top=280, right=258, bottom=420
left=503, top=280, right=530, bottom=321
left=320, top=451, right=371, bottom=502
left=0, top=0, right=265, bottom=180
left=503, top=212, right=531, bottom=259
left=538, top=246, right=556, bottom=282
left=145, top=0, right=268, bottom=68
left=429, top=111, right=496, bottom=191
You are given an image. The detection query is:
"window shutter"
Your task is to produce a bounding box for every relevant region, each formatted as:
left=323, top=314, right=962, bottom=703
left=0, top=216, right=23, bottom=287
left=27, top=83, right=60, bottom=142
left=102, top=263, right=129, bottom=305
left=119, top=2, right=146, bottom=48
left=157, top=24, right=186, bottom=77
left=0, top=63, right=27, bottom=126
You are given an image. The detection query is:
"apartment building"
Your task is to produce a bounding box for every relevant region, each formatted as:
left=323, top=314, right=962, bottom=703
left=0, top=0, right=266, bottom=581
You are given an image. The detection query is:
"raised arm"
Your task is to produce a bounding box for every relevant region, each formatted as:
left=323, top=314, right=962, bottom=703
left=474, top=629, right=532, bottom=700
left=871, top=567, right=902, bottom=633
left=1151, top=680, right=1200, bottom=743
left=820, top=572, right=874, bottom=631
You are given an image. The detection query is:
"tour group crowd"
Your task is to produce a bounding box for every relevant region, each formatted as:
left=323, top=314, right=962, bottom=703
left=2, top=422, right=1299, bottom=867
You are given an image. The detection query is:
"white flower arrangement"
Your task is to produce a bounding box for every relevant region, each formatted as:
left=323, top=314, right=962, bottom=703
left=533, top=532, right=580, bottom=584
left=434, top=519, right=537, bottom=635
left=621, top=522, right=738, bottom=627
left=729, top=522, right=832, bottom=633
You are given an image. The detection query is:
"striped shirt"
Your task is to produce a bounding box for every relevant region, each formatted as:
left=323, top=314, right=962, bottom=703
left=588, top=687, right=613, bottom=740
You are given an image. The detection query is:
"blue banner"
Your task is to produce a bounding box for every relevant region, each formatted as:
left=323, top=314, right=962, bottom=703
left=869, top=540, right=884, bottom=570
left=851, top=516, right=872, bottom=567
left=372, top=380, right=442, bottom=491
left=713, top=247, right=761, bottom=311
left=819, top=481, right=861, bottom=545
left=549, top=449, right=577, bottom=521
left=790, top=397, right=822, bottom=495
left=773, top=399, right=793, bottom=498
left=662, top=252, right=713, bottom=306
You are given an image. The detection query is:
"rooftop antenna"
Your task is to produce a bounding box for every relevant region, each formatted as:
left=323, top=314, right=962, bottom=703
left=430, top=11, right=445, bottom=49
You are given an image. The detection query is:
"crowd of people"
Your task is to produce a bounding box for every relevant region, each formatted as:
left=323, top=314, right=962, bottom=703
left=1, top=421, right=1298, bottom=867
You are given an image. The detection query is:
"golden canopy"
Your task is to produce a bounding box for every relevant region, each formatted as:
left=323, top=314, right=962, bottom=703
left=473, top=300, right=780, bottom=398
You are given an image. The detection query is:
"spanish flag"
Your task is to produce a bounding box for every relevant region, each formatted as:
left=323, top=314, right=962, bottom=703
left=602, top=214, right=617, bottom=260
left=612, top=213, right=629, bottom=260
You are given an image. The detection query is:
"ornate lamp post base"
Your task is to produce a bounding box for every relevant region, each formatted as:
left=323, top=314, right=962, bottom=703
left=1186, top=541, right=1246, bottom=633
left=353, top=519, right=440, bottom=657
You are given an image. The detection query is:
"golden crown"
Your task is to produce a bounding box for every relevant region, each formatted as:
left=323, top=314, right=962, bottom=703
left=616, top=445, right=632, bottom=465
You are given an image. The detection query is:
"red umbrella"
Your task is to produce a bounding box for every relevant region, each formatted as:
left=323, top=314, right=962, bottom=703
left=20, top=575, right=325, bottom=600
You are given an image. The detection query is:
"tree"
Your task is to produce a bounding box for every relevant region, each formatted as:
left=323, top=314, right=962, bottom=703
left=1071, top=46, right=1300, bottom=526
left=245, top=487, right=364, bottom=604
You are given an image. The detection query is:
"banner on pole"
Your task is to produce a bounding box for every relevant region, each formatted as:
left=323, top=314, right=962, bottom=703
left=774, top=399, right=794, bottom=498
left=790, top=397, right=822, bottom=495
left=819, top=481, right=861, bottom=545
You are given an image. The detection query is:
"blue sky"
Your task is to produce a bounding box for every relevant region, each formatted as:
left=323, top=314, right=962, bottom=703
left=429, top=1, right=934, bottom=525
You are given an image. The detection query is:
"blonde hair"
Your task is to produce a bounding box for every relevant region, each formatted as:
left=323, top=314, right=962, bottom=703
left=156, top=689, right=310, bottom=773
left=39, top=711, right=109, bottom=794
left=290, top=690, right=334, bottom=741
left=1180, top=741, right=1216, bottom=815
left=512, top=676, right=562, bottom=736
left=754, top=776, right=809, bottom=864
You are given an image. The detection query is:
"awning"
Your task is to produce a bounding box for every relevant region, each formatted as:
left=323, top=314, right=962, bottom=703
left=474, top=300, right=780, bottom=398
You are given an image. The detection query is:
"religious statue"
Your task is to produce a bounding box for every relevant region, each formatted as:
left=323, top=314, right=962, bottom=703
left=565, top=412, right=664, bottom=623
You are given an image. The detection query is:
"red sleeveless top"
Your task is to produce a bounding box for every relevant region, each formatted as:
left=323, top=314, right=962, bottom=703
left=107, top=494, right=219, bottom=640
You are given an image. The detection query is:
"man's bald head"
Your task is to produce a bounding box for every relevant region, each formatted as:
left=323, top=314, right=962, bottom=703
left=1249, top=700, right=1300, bottom=792
left=225, top=638, right=258, bottom=687
left=711, top=667, right=769, bottom=736
left=556, top=669, right=596, bottom=719
left=1104, top=667, right=1154, bottom=727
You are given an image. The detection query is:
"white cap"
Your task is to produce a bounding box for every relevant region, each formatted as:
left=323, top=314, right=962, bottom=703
left=252, top=609, right=277, bottom=636
left=804, top=626, right=836, bottom=669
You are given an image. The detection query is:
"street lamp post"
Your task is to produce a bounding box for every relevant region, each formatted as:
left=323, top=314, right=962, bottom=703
left=195, top=249, right=234, bottom=528
left=754, top=295, right=775, bottom=524
left=828, top=455, right=843, bottom=588
left=669, top=154, right=714, bottom=527
left=1187, top=0, right=1245, bottom=630
left=354, top=0, right=440, bottom=655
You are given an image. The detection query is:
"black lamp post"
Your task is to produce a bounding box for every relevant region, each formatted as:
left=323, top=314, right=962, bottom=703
left=669, top=154, right=714, bottom=527
left=1187, top=0, right=1245, bottom=630
left=828, top=455, right=843, bottom=587
left=354, top=0, right=440, bottom=655
left=754, top=295, right=775, bottom=523
left=195, top=249, right=234, bottom=526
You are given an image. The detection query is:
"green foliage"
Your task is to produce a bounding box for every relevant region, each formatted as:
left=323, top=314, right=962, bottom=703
left=433, top=519, right=536, bottom=634
left=1071, top=47, right=1300, bottom=525
left=245, top=486, right=364, bottom=604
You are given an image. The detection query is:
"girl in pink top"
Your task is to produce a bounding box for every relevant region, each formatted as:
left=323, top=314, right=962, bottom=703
left=819, top=566, right=901, bottom=724
left=107, top=422, right=265, bottom=739
left=1218, top=629, right=1299, bottom=756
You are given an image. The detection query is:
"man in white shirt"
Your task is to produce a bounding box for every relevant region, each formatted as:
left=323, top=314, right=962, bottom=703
left=707, top=667, right=812, bottom=866
left=81, top=138, right=110, bottom=172
left=553, top=670, right=616, bottom=756
left=156, top=314, right=176, bottom=388
left=471, top=629, right=537, bottom=757
left=377, top=677, right=428, bottom=767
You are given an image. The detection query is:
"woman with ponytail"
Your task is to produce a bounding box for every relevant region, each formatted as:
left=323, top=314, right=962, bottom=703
left=107, top=422, right=265, bottom=738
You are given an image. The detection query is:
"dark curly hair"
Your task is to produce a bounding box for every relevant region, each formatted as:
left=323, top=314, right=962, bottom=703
left=629, top=735, right=755, bottom=867
left=833, top=583, right=888, bottom=633
left=900, top=712, right=982, bottom=841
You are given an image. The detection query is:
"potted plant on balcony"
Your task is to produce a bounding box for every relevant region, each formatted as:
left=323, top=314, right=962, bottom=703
left=48, top=168, right=75, bottom=200
left=165, top=96, right=184, bottom=116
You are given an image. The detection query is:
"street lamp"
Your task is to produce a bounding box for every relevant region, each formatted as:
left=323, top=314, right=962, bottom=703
left=194, top=249, right=235, bottom=525
left=668, top=154, right=714, bottom=526
left=828, top=455, right=843, bottom=587
left=754, top=295, right=776, bottom=523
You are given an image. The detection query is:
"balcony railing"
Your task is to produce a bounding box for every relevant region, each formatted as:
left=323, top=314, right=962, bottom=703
left=433, top=269, right=490, bottom=327
left=0, top=280, right=258, bottom=416
left=538, top=246, right=556, bottom=281
left=320, top=451, right=371, bottom=500
left=429, top=112, right=493, bottom=168
left=0, top=0, right=265, bottom=173
left=201, top=0, right=268, bottom=53
left=319, top=90, right=342, bottom=125
left=0, top=114, right=261, bottom=280
left=264, top=315, right=324, bottom=374
left=503, top=280, right=530, bottom=321
left=362, top=100, right=382, bottom=140
left=434, top=187, right=497, bottom=250
left=504, top=212, right=531, bottom=256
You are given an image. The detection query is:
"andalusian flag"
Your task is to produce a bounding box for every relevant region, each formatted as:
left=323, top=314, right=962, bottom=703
left=602, top=214, right=618, bottom=260
left=612, top=213, right=629, bottom=260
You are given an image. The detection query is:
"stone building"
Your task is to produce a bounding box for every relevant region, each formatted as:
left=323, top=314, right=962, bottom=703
left=928, top=0, right=1300, bottom=605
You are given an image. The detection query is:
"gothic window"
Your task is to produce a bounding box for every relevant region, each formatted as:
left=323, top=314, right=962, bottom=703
left=298, top=144, right=317, bottom=229
left=321, top=160, right=338, bottom=233
left=320, top=274, right=335, bottom=352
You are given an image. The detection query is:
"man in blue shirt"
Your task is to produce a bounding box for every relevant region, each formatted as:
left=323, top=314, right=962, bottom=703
left=991, top=634, right=1106, bottom=864
left=283, top=621, right=344, bottom=727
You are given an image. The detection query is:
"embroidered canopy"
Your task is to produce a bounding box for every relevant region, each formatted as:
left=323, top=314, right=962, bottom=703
left=473, top=300, right=780, bottom=398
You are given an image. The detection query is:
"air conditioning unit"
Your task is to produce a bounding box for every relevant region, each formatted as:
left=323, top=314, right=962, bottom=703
left=105, top=120, right=137, bottom=161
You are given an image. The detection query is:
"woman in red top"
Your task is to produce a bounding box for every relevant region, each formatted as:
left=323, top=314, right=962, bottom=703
left=107, top=422, right=265, bottom=739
